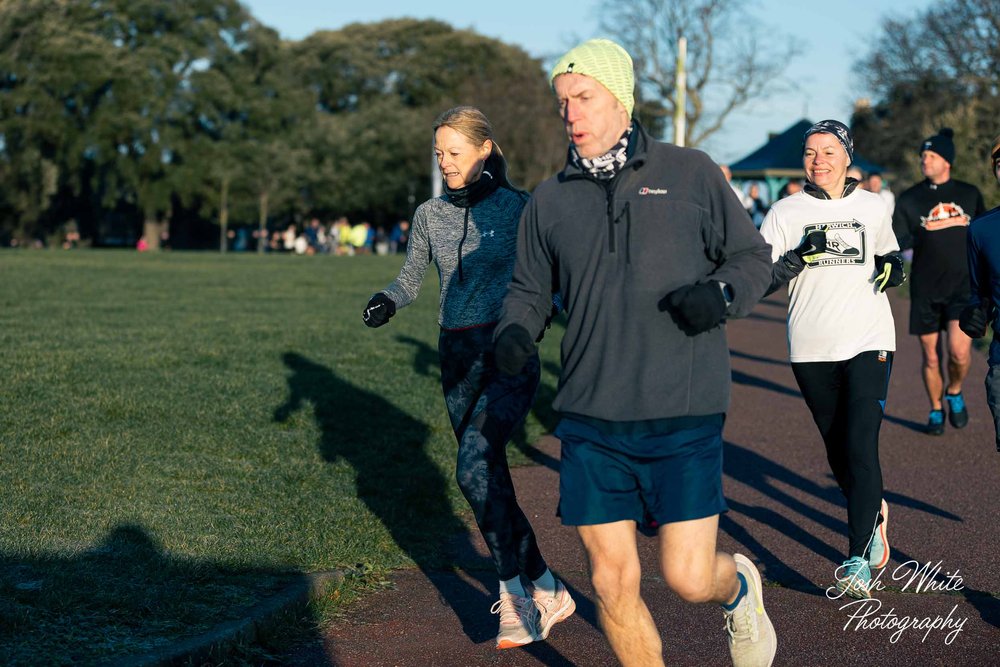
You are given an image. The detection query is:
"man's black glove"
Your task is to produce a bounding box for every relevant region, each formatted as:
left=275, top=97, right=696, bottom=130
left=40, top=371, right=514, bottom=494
left=793, top=229, right=827, bottom=262
left=873, top=254, right=906, bottom=292
left=959, top=304, right=989, bottom=338
left=494, top=324, right=536, bottom=376
left=362, top=293, right=396, bottom=328
left=661, top=282, right=727, bottom=335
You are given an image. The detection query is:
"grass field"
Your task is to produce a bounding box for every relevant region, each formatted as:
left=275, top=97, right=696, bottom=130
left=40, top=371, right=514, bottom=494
left=0, top=249, right=563, bottom=665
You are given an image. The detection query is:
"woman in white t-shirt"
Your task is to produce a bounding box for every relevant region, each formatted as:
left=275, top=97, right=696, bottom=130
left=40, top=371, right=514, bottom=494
left=759, top=120, right=906, bottom=600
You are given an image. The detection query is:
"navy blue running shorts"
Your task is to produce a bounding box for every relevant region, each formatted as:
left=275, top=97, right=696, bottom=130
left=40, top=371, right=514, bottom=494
left=555, top=414, right=727, bottom=527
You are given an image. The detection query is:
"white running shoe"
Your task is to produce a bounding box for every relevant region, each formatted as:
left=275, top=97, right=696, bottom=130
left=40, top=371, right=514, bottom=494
left=491, top=592, right=539, bottom=649
left=533, top=579, right=576, bottom=640
left=725, top=554, right=777, bottom=667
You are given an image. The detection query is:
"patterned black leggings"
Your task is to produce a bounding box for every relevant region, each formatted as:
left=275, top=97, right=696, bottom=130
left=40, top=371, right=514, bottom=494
left=439, top=325, right=547, bottom=581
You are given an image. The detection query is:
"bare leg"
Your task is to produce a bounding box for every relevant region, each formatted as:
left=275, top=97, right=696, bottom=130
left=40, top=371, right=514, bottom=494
left=658, top=514, right=740, bottom=605
left=919, top=332, right=943, bottom=410
left=578, top=521, right=664, bottom=667
left=945, top=320, right=972, bottom=393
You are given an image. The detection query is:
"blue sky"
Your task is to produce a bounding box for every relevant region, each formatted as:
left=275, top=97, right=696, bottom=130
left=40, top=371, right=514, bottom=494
left=242, top=0, right=933, bottom=164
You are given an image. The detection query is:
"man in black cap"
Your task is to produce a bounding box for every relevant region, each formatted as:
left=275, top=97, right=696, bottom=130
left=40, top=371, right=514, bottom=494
left=893, top=128, right=986, bottom=435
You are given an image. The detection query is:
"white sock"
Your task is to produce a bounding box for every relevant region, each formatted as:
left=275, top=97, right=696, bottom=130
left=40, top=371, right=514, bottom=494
left=532, top=568, right=557, bottom=597
left=499, top=576, right=525, bottom=598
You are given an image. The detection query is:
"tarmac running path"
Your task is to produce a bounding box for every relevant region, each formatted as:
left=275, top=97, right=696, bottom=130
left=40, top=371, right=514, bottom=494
left=284, top=292, right=1000, bottom=666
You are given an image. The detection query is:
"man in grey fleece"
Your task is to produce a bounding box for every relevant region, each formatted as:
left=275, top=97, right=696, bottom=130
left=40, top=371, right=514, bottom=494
left=494, top=39, right=776, bottom=666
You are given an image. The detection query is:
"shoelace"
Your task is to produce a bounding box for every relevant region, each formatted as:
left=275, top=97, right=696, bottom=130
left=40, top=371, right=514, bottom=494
left=725, top=599, right=758, bottom=642
left=491, top=595, right=537, bottom=626
left=839, top=560, right=870, bottom=595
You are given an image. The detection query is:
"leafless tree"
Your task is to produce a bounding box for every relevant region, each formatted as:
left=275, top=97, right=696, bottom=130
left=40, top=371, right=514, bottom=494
left=600, top=0, right=799, bottom=147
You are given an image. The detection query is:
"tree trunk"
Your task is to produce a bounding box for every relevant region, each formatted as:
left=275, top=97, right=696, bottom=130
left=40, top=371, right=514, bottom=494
left=258, top=190, right=269, bottom=254
left=142, top=219, right=163, bottom=251
left=219, top=176, right=229, bottom=254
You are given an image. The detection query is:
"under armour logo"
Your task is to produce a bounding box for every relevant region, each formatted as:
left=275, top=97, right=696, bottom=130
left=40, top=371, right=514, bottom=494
left=482, top=230, right=495, bottom=238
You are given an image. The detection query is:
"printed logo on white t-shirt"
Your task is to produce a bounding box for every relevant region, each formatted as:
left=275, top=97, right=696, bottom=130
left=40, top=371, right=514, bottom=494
left=803, top=220, right=867, bottom=267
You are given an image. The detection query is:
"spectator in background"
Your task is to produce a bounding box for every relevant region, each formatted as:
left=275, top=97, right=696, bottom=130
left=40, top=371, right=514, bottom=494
left=745, top=182, right=769, bottom=228
left=305, top=218, right=327, bottom=253
left=846, top=166, right=864, bottom=183
left=866, top=172, right=895, bottom=216
left=334, top=217, right=354, bottom=255
left=389, top=219, right=410, bottom=254
left=373, top=225, right=390, bottom=255
left=293, top=230, right=309, bottom=255
left=893, top=128, right=987, bottom=435
left=960, top=133, right=1000, bottom=452
left=779, top=179, right=803, bottom=199
left=721, top=164, right=752, bottom=209
left=282, top=224, right=297, bottom=252
left=350, top=221, right=371, bottom=254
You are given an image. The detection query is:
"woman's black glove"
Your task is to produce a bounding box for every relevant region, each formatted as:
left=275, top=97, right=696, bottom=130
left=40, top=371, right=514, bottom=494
left=494, top=324, right=536, bottom=376
left=362, top=293, right=396, bottom=328
left=959, top=304, right=989, bottom=338
left=793, top=229, right=827, bottom=261
left=661, top=282, right=727, bottom=335
left=873, top=254, right=906, bottom=292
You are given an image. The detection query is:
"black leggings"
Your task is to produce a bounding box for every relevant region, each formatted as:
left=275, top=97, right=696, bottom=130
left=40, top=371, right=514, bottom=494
left=792, top=350, right=892, bottom=559
left=439, top=325, right=547, bottom=582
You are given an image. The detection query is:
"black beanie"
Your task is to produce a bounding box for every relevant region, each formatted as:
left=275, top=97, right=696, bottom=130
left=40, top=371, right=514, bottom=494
left=920, top=128, right=955, bottom=165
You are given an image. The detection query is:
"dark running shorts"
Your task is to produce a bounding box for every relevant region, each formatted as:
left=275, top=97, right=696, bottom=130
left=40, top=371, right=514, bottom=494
left=909, top=291, right=969, bottom=335
left=555, top=414, right=727, bottom=527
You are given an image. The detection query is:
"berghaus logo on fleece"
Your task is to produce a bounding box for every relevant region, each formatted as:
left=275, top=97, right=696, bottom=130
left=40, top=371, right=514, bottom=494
left=639, top=187, right=668, bottom=195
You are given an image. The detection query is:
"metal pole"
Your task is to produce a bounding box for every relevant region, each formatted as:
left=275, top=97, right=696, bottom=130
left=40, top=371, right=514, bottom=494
left=432, top=141, right=442, bottom=199
left=674, top=37, right=687, bottom=147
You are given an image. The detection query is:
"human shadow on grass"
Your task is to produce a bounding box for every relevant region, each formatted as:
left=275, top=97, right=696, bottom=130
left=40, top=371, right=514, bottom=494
left=275, top=353, right=589, bottom=661
left=0, top=524, right=313, bottom=666
left=275, top=352, right=498, bottom=644
left=395, top=334, right=562, bottom=472
left=395, top=334, right=441, bottom=380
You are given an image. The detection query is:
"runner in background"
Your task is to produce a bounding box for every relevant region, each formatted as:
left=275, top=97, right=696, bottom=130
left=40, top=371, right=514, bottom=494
left=893, top=129, right=986, bottom=435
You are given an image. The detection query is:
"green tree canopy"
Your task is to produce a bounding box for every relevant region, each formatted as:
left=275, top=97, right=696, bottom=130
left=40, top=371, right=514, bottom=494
left=291, top=19, right=565, bottom=227
left=0, top=8, right=568, bottom=245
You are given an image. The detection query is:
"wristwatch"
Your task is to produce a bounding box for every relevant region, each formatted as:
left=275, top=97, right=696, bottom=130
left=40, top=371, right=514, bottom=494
left=718, top=281, right=734, bottom=308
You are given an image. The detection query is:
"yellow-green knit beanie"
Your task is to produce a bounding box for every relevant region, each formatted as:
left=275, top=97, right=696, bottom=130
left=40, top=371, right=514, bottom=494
left=550, top=39, right=635, bottom=116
